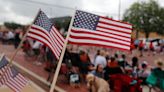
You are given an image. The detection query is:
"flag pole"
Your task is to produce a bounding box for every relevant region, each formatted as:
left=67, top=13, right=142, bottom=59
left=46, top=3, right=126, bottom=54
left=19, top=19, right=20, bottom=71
left=49, top=9, right=76, bottom=92
left=9, top=9, right=41, bottom=65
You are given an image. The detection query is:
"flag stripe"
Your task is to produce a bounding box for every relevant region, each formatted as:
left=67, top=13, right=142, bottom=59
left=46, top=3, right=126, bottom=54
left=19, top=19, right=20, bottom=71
left=69, top=35, right=130, bottom=47
left=52, top=27, right=65, bottom=42
left=100, top=16, right=132, bottom=28
left=29, top=28, right=61, bottom=55
left=96, top=27, right=131, bottom=37
left=27, top=33, right=60, bottom=59
left=27, top=31, right=60, bottom=55
left=27, top=10, right=64, bottom=60
left=70, top=31, right=130, bottom=45
left=97, top=24, right=131, bottom=35
left=71, top=29, right=131, bottom=42
left=69, top=41, right=129, bottom=51
left=98, top=20, right=132, bottom=33
left=51, top=28, right=64, bottom=47
left=6, top=67, right=25, bottom=91
left=69, top=38, right=130, bottom=50
left=1, top=66, right=22, bottom=92
left=30, top=25, right=62, bottom=53
left=50, top=30, right=63, bottom=49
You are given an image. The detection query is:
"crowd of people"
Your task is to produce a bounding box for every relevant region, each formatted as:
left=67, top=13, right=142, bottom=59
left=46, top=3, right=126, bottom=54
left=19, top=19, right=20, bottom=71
left=60, top=45, right=164, bottom=92
left=0, top=30, right=164, bottom=92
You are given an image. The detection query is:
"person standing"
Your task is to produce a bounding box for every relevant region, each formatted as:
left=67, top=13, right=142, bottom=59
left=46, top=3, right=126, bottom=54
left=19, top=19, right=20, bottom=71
left=94, top=50, right=107, bottom=68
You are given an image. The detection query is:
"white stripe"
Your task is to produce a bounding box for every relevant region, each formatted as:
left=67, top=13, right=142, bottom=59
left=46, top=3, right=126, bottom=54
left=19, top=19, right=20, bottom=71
left=18, top=74, right=28, bottom=84
left=14, top=76, right=26, bottom=88
left=6, top=80, right=21, bottom=92
left=32, top=24, right=64, bottom=50
left=97, top=23, right=132, bottom=33
left=69, top=38, right=130, bottom=50
left=5, top=67, right=24, bottom=91
left=27, top=33, right=59, bottom=59
left=51, top=29, right=64, bottom=48
left=27, top=33, right=60, bottom=58
left=99, top=18, right=132, bottom=29
left=96, top=27, right=131, bottom=37
left=6, top=82, right=20, bottom=92
left=13, top=73, right=27, bottom=87
left=29, top=27, right=61, bottom=54
left=70, top=31, right=130, bottom=45
left=50, top=30, right=63, bottom=50
left=2, top=67, right=9, bottom=81
left=71, top=28, right=131, bottom=41
left=16, top=74, right=28, bottom=84
left=52, top=26, right=65, bottom=42
left=9, top=78, right=23, bottom=91
left=28, top=29, right=60, bottom=56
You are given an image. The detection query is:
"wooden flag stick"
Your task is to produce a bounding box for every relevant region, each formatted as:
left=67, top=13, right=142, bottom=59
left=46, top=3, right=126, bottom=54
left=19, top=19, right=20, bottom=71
left=9, top=9, right=41, bottom=65
left=49, top=10, right=76, bottom=92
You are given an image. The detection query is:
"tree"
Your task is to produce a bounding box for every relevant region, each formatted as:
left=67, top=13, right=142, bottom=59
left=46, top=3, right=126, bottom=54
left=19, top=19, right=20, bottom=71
left=4, top=22, right=23, bottom=30
left=123, top=0, right=164, bottom=38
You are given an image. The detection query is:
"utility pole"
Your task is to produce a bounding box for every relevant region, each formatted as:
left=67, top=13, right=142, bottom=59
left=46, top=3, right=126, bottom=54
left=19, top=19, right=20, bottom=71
left=118, top=0, right=121, bottom=20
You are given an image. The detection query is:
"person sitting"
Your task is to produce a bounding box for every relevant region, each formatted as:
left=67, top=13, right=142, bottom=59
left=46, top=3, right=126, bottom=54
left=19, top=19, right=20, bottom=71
left=91, top=64, right=104, bottom=78
left=138, top=61, right=150, bottom=85
left=118, top=54, right=129, bottom=68
left=146, top=59, right=164, bottom=91
left=104, top=57, right=123, bottom=81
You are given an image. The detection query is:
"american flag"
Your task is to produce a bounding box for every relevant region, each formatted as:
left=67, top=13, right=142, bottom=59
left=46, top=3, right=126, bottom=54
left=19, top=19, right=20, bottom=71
left=27, top=10, right=65, bottom=59
left=0, top=56, right=28, bottom=92
left=69, top=10, right=132, bottom=50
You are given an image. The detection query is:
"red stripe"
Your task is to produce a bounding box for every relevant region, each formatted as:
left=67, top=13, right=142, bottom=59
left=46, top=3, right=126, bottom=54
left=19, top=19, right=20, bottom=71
left=28, top=31, right=60, bottom=56
left=6, top=80, right=21, bottom=92
left=98, top=21, right=132, bottom=30
left=49, top=31, right=63, bottom=50
left=30, top=26, right=61, bottom=54
left=97, top=25, right=131, bottom=35
left=71, top=29, right=131, bottom=42
left=27, top=36, right=59, bottom=59
left=50, top=30, right=63, bottom=49
left=6, top=67, right=23, bottom=91
left=17, top=74, right=28, bottom=84
left=52, top=27, right=65, bottom=43
left=51, top=29, right=64, bottom=46
left=52, top=26, right=65, bottom=42
left=69, top=41, right=130, bottom=51
left=100, top=16, right=132, bottom=26
left=69, top=35, right=130, bottom=47
left=31, top=26, right=61, bottom=49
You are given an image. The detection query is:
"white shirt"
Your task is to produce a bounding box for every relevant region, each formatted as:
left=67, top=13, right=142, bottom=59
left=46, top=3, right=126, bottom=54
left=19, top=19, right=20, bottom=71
left=94, top=55, right=107, bottom=68
left=32, top=41, right=42, bottom=49
left=6, top=31, right=14, bottom=39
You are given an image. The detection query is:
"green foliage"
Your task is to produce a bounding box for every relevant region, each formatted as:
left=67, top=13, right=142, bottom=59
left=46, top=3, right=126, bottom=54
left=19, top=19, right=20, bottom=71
left=123, top=0, right=164, bottom=38
left=4, top=22, right=23, bottom=30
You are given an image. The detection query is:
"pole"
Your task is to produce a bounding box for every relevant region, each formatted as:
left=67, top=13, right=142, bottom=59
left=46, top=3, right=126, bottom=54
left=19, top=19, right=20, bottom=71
left=118, top=0, right=121, bottom=20
left=9, top=9, right=41, bottom=65
left=49, top=9, right=76, bottom=92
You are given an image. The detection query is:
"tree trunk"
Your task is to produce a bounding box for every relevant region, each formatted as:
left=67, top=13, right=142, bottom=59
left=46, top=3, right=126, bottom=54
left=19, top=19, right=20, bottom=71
left=145, top=32, right=149, bottom=38
left=136, top=30, right=139, bottom=39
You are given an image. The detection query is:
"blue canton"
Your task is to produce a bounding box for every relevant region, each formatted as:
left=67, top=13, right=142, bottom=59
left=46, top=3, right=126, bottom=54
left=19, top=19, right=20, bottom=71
left=11, top=67, right=18, bottom=77
left=73, top=10, right=99, bottom=30
left=0, top=56, right=8, bottom=69
left=34, top=11, right=53, bottom=32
